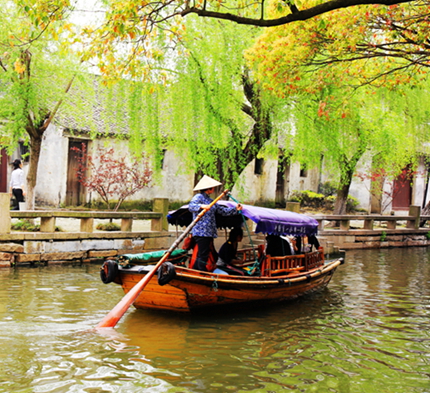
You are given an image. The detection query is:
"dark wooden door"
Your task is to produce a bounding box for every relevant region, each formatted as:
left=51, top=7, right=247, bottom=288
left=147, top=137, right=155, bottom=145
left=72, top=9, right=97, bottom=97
left=0, top=149, right=8, bottom=192
left=66, top=140, right=87, bottom=206
left=392, top=172, right=412, bottom=210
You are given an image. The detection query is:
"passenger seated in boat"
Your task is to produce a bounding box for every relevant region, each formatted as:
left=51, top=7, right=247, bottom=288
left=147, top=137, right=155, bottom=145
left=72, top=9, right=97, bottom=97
left=265, top=235, right=297, bottom=257
left=214, top=227, right=247, bottom=276
left=308, top=235, right=320, bottom=250
left=295, top=235, right=320, bottom=253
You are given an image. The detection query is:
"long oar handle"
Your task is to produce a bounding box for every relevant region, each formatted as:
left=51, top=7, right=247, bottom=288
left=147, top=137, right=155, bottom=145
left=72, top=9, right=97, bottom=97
left=96, top=189, right=230, bottom=329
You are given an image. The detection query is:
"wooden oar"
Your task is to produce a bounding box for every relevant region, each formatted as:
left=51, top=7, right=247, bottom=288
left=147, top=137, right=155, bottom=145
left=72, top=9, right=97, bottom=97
left=96, top=189, right=230, bottom=329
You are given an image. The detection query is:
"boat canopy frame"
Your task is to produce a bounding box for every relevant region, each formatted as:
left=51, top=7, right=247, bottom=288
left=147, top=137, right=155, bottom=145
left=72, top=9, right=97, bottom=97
left=167, top=200, right=319, bottom=237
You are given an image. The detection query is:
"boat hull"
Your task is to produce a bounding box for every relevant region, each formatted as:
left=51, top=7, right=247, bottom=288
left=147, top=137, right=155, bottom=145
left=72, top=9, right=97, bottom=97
left=114, top=259, right=342, bottom=312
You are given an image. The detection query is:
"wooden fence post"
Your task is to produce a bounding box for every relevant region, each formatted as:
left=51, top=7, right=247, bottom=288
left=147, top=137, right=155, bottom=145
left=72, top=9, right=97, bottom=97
left=153, top=198, right=169, bottom=231
left=286, top=202, right=300, bottom=213
left=0, top=193, right=11, bottom=234
left=408, top=205, right=421, bottom=229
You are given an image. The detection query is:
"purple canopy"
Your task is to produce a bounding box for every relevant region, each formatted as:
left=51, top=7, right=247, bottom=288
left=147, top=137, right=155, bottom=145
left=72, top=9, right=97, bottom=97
left=167, top=201, right=318, bottom=237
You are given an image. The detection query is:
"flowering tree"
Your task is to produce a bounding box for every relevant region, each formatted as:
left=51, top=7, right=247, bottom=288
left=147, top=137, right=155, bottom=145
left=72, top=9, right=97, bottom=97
left=83, top=0, right=412, bottom=82
left=0, top=0, right=92, bottom=210
left=72, top=144, right=153, bottom=211
left=355, top=167, right=419, bottom=213
left=242, top=0, right=430, bottom=214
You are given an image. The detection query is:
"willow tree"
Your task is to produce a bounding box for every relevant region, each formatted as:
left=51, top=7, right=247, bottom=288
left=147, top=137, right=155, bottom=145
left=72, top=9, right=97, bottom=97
left=82, top=13, right=288, bottom=190
left=153, top=19, right=284, bottom=187
left=81, top=0, right=428, bottom=191
left=0, top=0, right=95, bottom=209
left=286, top=84, right=430, bottom=213
left=241, top=1, right=430, bottom=213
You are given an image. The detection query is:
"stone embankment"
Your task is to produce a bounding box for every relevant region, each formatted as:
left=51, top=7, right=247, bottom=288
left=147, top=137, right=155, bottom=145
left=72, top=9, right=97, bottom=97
left=0, top=233, right=176, bottom=268
left=0, top=194, right=173, bottom=268
left=315, top=205, right=430, bottom=252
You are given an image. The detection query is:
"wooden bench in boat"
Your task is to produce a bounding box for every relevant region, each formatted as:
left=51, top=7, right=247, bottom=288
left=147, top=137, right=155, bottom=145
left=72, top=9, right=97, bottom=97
left=236, top=247, right=262, bottom=263
left=305, top=248, right=325, bottom=270
left=231, top=246, right=325, bottom=277
left=260, top=249, right=324, bottom=277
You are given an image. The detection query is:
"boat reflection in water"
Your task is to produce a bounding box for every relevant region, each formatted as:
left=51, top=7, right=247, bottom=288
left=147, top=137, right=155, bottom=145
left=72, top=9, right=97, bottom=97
left=102, top=247, right=430, bottom=393
left=115, top=288, right=346, bottom=392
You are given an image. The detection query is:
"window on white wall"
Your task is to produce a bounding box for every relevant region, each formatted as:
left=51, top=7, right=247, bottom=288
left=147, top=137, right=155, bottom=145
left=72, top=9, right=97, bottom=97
left=254, top=158, right=264, bottom=175
left=300, top=165, right=308, bottom=178
left=160, top=149, right=167, bottom=170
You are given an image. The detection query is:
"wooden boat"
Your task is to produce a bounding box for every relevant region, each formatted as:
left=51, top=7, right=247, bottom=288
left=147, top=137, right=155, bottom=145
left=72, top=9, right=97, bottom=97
left=101, top=202, right=344, bottom=312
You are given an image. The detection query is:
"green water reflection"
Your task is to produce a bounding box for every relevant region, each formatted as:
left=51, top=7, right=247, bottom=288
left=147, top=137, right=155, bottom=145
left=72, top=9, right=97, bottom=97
left=0, top=248, right=429, bottom=392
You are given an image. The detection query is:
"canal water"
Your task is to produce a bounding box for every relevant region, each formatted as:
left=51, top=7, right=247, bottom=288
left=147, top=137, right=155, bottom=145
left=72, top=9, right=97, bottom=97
left=0, top=248, right=429, bottom=393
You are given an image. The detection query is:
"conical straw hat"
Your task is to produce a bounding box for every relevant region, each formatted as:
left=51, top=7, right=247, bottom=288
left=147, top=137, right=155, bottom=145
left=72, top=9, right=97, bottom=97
left=193, top=175, right=222, bottom=191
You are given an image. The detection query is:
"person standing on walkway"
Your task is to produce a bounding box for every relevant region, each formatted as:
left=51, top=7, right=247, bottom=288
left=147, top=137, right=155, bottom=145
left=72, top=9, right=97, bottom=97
left=9, top=159, right=25, bottom=210
left=188, top=175, right=242, bottom=272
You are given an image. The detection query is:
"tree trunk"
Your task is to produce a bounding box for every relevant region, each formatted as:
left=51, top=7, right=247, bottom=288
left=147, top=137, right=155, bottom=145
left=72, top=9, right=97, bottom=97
left=216, top=72, right=273, bottom=187
left=16, top=47, right=74, bottom=210
left=333, top=181, right=352, bottom=215
left=420, top=167, right=430, bottom=226
left=198, top=69, right=273, bottom=190
left=370, top=173, right=384, bottom=214
left=26, top=134, right=42, bottom=210
left=333, top=164, right=355, bottom=215
left=332, top=136, right=368, bottom=216
left=420, top=200, right=430, bottom=227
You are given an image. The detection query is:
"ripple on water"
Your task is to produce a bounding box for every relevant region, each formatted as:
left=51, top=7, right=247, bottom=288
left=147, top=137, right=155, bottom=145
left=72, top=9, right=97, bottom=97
left=0, top=251, right=430, bottom=392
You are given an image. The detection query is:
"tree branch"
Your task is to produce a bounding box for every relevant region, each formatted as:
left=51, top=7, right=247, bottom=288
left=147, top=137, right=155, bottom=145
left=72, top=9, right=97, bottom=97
left=0, top=59, right=7, bottom=72
left=181, top=0, right=412, bottom=27
left=42, top=74, right=76, bottom=132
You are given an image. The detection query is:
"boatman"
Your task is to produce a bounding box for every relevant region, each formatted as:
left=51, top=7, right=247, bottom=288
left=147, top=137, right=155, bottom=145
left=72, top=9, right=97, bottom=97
left=188, top=175, right=242, bottom=272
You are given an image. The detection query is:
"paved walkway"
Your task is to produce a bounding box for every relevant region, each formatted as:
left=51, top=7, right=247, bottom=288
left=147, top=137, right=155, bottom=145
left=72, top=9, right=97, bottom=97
left=10, top=216, right=185, bottom=233
left=11, top=217, right=154, bottom=233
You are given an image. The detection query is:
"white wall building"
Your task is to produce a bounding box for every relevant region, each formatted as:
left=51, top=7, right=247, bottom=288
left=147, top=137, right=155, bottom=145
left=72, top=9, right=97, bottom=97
left=2, top=122, right=429, bottom=213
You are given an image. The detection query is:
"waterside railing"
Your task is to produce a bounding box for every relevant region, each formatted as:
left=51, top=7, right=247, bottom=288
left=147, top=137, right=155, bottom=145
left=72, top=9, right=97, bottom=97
left=314, top=206, right=429, bottom=231
left=9, top=210, right=163, bottom=232
left=1, top=192, right=430, bottom=266
left=0, top=195, right=169, bottom=234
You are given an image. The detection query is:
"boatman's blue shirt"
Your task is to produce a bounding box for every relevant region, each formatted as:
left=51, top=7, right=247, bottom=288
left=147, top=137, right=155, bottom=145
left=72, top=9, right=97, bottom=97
left=189, top=193, right=238, bottom=238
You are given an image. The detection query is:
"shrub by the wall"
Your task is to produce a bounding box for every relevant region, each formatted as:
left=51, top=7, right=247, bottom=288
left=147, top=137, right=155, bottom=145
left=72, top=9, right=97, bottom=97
left=325, top=195, right=359, bottom=213
left=290, top=190, right=360, bottom=213
left=289, top=190, right=325, bottom=208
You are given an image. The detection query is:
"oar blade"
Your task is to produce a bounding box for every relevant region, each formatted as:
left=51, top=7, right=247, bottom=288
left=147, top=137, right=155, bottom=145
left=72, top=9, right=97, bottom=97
left=96, top=273, right=152, bottom=328
left=95, top=189, right=230, bottom=329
